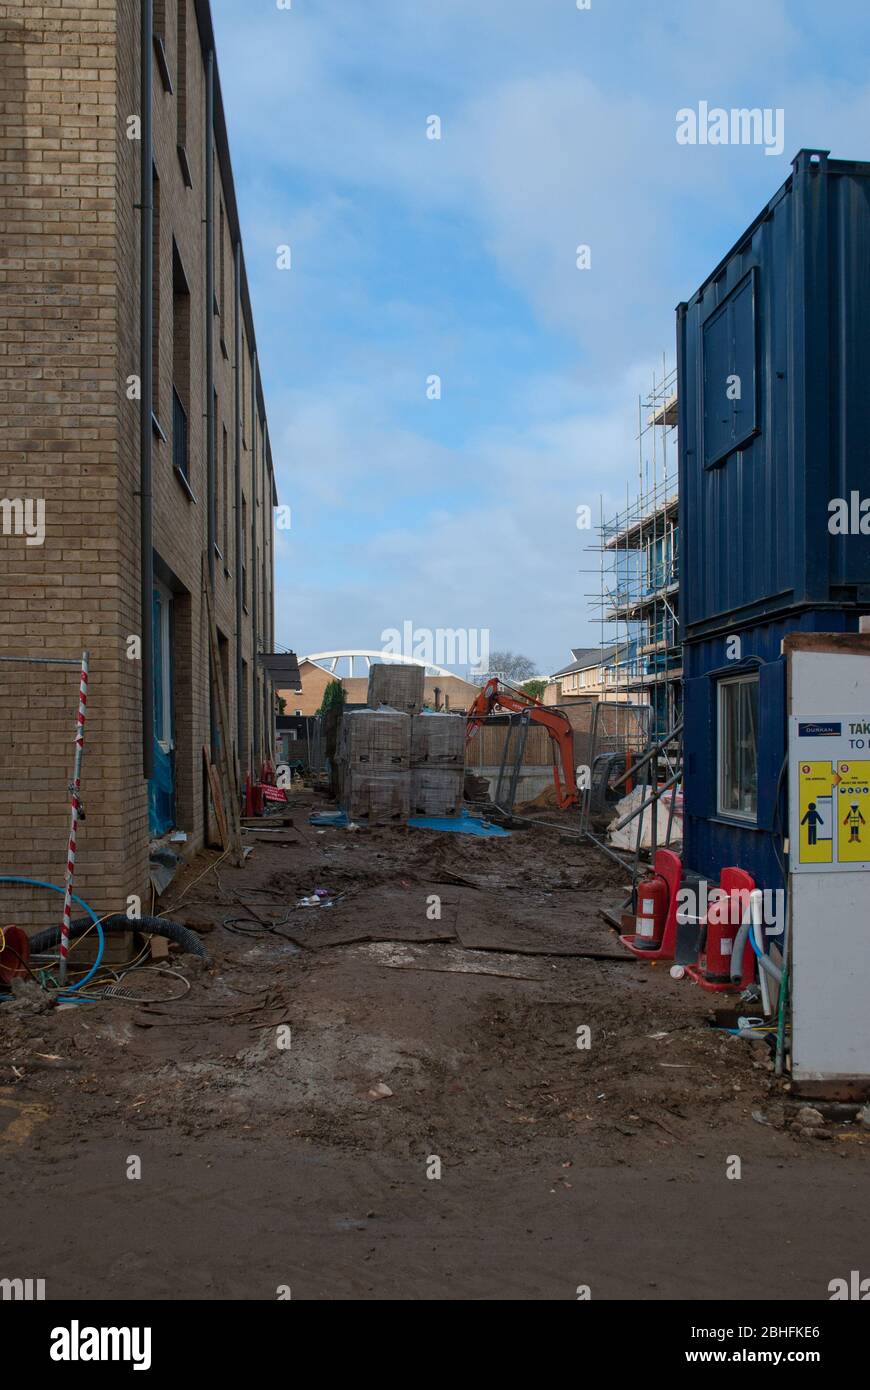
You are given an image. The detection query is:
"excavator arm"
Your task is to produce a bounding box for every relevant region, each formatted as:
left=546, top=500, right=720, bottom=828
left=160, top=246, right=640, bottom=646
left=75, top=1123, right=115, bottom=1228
left=466, top=677, right=578, bottom=810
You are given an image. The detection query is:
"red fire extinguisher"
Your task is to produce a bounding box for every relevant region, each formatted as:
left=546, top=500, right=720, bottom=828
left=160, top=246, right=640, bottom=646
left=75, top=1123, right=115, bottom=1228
left=635, top=875, right=669, bottom=952
left=703, top=873, right=755, bottom=987
left=703, top=892, right=739, bottom=983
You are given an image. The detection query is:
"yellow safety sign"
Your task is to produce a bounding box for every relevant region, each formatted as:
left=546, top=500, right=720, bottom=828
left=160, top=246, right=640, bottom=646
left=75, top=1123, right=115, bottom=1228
left=790, top=714, right=870, bottom=874
left=836, top=761, right=870, bottom=864
left=797, top=762, right=835, bottom=865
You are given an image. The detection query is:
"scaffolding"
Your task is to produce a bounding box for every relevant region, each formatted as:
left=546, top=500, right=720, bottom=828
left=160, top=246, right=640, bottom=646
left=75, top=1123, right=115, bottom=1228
left=585, top=357, right=682, bottom=741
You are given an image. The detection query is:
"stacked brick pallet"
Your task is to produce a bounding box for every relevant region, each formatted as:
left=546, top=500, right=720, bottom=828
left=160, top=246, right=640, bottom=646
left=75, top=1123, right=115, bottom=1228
left=336, top=665, right=467, bottom=823
left=410, top=712, right=465, bottom=816
left=337, top=709, right=411, bottom=823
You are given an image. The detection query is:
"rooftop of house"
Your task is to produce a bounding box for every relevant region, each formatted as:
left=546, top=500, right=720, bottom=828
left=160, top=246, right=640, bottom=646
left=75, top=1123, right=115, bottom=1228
left=550, top=645, right=621, bottom=679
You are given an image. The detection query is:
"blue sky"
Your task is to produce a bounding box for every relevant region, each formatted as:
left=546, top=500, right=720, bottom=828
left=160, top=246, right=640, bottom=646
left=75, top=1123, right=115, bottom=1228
left=211, top=0, right=870, bottom=676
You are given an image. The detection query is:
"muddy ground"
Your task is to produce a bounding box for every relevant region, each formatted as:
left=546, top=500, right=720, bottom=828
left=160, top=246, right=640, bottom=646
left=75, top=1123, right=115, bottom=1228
left=2, top=790, right=869, bottom=1299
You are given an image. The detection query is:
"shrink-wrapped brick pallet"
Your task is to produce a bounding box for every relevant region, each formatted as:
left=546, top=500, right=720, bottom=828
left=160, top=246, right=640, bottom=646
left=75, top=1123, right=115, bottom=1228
left=411, top=711, right=465, bottom=768
left=342, top=769, right=410, bottom=824
left=367, top=662, right=425, bottom=716
left=338, top=708, right=410, bottom=769
left=410, top=767, right=464, bottom=817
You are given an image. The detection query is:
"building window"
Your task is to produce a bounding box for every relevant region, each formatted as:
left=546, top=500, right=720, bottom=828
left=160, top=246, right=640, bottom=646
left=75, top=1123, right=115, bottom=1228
left=218, top=199, right=225, bottom=317
left=241, top=494, right=248, bottom=608
left=212, top=388, right=221, bottom=559
left=703, top=267, right=759, bottom=468
left=717, top=673, right=759, bottom=821
left=150, top=581, right=177, bottom=835
left=153, top=583, right=174, bottom=753
left=172, top=387, right=188, bottom=484
left=153, top=2, right=172, bottom=92
left=172, top=240, right=191, bottom=486
left=222, top=424, right=230, bottom=562
left=241, top=344, right=246, bottom=444
left=176, top=0, right=187, bottom=148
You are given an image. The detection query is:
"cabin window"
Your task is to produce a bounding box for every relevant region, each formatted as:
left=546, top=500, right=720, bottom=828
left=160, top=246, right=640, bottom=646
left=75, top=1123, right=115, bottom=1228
left=717, top=672, right=759, bottom=820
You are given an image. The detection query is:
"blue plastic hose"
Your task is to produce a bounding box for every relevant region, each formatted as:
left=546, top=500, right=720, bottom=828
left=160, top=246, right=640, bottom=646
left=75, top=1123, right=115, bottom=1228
left=0, top=876, right=105, bottom=999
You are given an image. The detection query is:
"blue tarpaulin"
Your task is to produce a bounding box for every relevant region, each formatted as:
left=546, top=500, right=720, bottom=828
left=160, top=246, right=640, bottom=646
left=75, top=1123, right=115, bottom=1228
left=409, top=809, right=510, bottom=837
left=309, top=808, right=510, bottom=836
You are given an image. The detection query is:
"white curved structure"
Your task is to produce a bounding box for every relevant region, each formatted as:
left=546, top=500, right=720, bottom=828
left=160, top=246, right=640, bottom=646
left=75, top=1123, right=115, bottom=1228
left=304, top=649, right=456, bottom=679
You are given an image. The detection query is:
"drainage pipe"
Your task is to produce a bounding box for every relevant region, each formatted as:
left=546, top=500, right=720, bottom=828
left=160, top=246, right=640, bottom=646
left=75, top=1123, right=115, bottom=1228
left=731, top=891, right=783, bottom=987
left=749, top=889, right=771, bottom=1016
left=140, top=0, right=154, bottom=779
left=234, top=241, right=244, bottom=772
left=251, top=352, right=260, bottom=764
left=205, top=49, right=216, bottom=587
left=205, top=49, right=217, bottom=767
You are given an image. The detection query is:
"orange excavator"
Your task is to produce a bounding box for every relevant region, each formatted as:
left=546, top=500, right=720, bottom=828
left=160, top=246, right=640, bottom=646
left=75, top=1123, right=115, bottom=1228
left=465, top=677, right=578, bottom=810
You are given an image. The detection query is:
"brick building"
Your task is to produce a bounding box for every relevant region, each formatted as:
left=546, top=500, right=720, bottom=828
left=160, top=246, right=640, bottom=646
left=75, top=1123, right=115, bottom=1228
left=0, top=1, right=280, bottom=924
left=543, top=647, right=626, bottom=705
left=280, top=658, right=480, bottom=717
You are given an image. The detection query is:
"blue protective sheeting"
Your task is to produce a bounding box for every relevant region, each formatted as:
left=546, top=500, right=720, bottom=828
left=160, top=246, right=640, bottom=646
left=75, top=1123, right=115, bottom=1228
left=409, top=809, right=510, bottom=837
left=309, top=808, right=509, bottom=836
left=148, top=737, right=175, bottom=836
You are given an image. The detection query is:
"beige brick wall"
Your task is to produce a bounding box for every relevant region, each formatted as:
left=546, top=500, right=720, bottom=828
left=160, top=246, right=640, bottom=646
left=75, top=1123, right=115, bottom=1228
left=278, top=661, right=335, bottom=717
left=0, top=1, right=277, bottom=928
left=278, top=665, right=480, bottom=718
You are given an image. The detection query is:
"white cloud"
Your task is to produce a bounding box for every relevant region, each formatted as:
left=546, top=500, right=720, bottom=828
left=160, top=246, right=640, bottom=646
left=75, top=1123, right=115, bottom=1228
left=273, top=365, right=647, bottom=672
left=210, top=0, right=870, bottom=672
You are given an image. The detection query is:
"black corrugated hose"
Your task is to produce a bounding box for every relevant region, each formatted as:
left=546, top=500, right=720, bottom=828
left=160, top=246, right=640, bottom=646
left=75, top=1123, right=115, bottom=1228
left=28, top=915, right=208, bottom=960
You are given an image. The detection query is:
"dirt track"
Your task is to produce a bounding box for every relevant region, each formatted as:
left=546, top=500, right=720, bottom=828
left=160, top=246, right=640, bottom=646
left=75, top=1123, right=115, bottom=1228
left=2, top=791, right=869, bottom=1299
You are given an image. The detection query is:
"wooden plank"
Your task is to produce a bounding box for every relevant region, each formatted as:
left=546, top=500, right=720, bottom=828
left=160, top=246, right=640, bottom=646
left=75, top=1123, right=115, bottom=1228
left=783, top=633, right=870, bottom=657
left=202, top=557, right=244, bottom=865
left=791, top=1079, right=870, bottom=1103
left=203, top=746, right=229, bottom=851
left=242, top=832, right=300, bottom=846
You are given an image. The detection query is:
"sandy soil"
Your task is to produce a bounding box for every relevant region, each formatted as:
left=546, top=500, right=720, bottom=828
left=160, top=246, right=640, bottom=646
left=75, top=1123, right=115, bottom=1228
left=2, top=790, right=869, bottom=1299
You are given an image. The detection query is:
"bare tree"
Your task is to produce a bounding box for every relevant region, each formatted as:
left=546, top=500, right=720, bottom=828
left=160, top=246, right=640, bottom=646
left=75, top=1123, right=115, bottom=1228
left=486, top=650, right=538, bottom=684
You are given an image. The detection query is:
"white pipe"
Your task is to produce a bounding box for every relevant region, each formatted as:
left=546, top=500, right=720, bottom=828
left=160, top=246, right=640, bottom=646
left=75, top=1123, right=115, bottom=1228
left=750, top=889, right=771, bottom=1017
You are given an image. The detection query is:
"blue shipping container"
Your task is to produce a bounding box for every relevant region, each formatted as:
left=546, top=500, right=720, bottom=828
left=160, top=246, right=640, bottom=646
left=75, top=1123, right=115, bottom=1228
left=678, top=150, right=870, bottom=887
left=678, top=149, right=870, bottom=642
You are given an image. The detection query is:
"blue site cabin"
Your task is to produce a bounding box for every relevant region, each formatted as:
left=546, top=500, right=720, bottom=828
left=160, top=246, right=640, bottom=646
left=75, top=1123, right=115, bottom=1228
left=677, top=149, right=870, bottom=894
